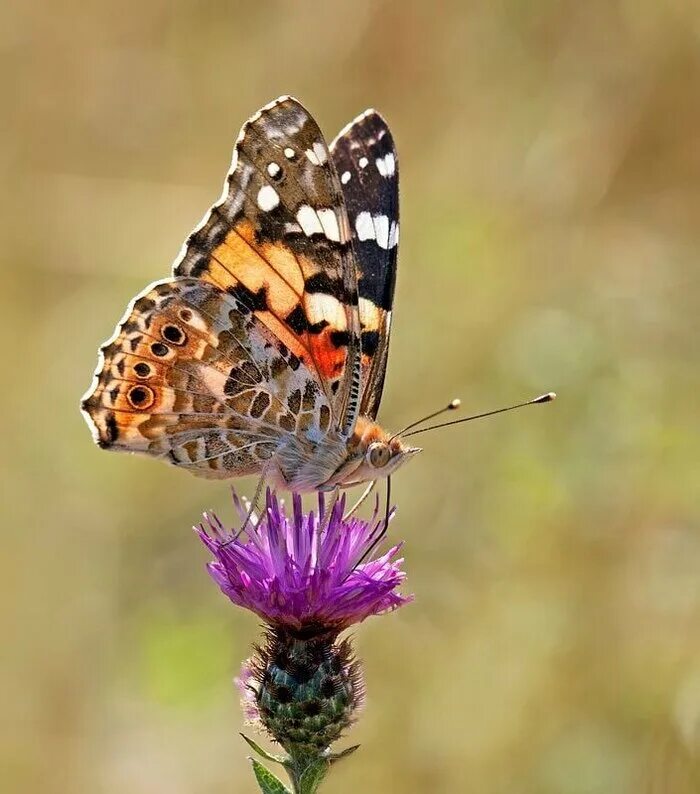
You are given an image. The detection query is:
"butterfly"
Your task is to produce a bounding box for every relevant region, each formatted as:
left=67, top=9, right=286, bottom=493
left=81, top=96, right=420, bottom=494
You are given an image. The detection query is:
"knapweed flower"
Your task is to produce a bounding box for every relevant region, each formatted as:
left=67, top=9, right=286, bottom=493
left=197, top=489, right=410, bottom=633
left=197, top=489, right=411, bottom=792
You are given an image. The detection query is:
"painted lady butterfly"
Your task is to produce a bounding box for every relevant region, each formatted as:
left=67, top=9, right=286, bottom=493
left=81, top=96, right=419, bottom=493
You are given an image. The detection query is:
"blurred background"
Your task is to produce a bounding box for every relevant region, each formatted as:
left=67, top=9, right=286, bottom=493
left=2, top=2, right=700, bottom=792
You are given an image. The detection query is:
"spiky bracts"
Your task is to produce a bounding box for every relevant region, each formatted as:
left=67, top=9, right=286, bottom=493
left=244, top=629, right=363, bottom=754
left=198, top=489, right=410, bottom=632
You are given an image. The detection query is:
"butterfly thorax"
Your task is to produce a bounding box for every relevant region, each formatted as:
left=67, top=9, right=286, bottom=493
left=270, top=430, right=349, bottom=492
left=271, top=415, right=419, bottom=492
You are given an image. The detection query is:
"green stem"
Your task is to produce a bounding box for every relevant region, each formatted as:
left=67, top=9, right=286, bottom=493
left=287, top=749, right=329, bottom=794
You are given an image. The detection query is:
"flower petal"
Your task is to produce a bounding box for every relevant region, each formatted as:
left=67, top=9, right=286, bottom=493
left=198, top=489, right=411, bottom=631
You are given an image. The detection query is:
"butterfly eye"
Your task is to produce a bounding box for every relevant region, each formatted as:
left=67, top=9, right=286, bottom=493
left=367, top=442, right=391, bottom=469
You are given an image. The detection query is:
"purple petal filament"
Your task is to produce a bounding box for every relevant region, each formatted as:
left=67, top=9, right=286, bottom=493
left=198, top=489, right=411, bottom=632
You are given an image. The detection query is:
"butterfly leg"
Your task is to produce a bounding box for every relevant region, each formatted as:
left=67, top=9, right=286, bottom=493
left=234, top=471, right=268, bottom=540
left=349, top=475, right=392, bottom=572
left=319, top=486, right=340, bottom=535
left=343, top=480, right=376, bottom=520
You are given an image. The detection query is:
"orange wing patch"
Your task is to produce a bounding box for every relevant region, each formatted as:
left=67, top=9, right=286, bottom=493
left=192, top=219, right=349, bottom=383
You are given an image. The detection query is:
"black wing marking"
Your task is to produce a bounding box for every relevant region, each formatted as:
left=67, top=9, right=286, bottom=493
left=330, top=109, right=399, bottom=420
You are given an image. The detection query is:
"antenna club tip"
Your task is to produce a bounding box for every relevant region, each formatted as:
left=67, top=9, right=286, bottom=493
left=536, top=391, right=557, bottom=403
left=449, top=398, right=461, bottom=410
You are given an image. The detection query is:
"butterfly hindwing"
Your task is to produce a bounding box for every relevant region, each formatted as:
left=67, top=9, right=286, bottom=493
left=174, top=96, right=362, bottom=435
left=330, top=110, right=399, bottom=420
left=81, top=278, right=332, bottom=479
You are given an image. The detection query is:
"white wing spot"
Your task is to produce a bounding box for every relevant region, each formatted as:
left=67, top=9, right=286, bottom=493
left=317, top=208, right=341, bottom=242
left=359, top=156, right=368, bottom=169
left=341, top=170, right=351, bottom=184
left=314, top=142, right=328, bottom=164
left=284, top=147, right=296, bottom=159
left=307, top=293, right=347, bottom=330
left=359, top=297, right=381, bottom=331
left=257, top=185, right=280, bottom=212
left=376, top=153, right=395, bottom=177
left=374, top=214, right=390, bottom=248
left=355, top=213, right=399, bottom=249
left=305, top=142, right=328, bottom=166
left=355, top=211, right=375, bottom=241
left=387, top=220, right=399, bottom=249
left=267, top=162, right=281, bottom=178
left=296, top=205, right=324, bottom=236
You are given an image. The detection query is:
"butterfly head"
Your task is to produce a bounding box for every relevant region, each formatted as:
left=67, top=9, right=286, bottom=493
left=338, top=417, right=421, bottom=487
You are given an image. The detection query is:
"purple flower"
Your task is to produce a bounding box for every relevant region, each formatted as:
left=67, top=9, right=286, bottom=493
left=197, top=489, right=411, bottom=633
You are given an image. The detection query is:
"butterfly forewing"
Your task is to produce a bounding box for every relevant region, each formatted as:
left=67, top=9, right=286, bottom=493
left=330, top=110, right=399, bottom=420
left=173, top=96, right=362, bottom=434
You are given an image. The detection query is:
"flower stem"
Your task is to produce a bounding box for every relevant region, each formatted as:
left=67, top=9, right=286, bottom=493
left=286, top=750, right=329, bottom=794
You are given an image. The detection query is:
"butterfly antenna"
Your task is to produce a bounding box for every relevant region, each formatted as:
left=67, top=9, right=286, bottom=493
left=389, top=398, right=462, bottom=441
left=403, top=392, right=556, bottom=438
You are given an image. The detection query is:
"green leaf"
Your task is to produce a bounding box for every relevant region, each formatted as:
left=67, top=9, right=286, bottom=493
left=326, top=744, right=360, bottom=764
left=297, top=757, right=329, bottom=794
left=249, top=758, right=292, bottom=794
left=240, top=733, right=287, bottom=765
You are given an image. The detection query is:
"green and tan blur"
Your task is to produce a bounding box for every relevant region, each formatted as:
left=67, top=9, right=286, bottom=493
left=2, top=2, right=699, bottom=792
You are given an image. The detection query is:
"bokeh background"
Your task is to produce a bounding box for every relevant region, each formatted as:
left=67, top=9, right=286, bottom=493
left=3, top=2, right=700, bottom=792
